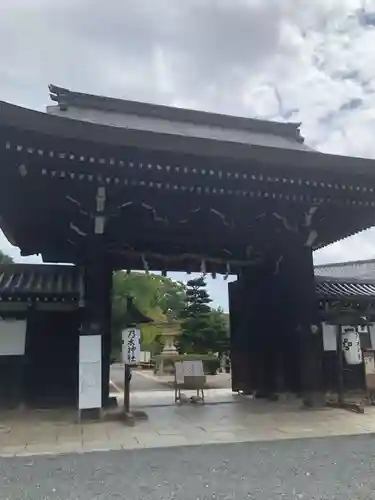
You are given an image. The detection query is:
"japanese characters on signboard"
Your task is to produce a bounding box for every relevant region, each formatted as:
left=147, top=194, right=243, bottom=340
left=122, top=327, right=141, bottom=365
left=341, top=326, right=363, bottom=365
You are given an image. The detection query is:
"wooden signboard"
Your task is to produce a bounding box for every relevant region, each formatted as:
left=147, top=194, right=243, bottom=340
left=364, top=351, right=375, bottom=391
left=173, top=360, right=206, bottom=403
left=122, top=327, right=141, bottom=366
left=78, top=335, right=102, bottom=410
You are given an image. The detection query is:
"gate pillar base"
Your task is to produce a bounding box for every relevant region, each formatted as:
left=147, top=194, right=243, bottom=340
left=302, top=392, right=326, bottom=409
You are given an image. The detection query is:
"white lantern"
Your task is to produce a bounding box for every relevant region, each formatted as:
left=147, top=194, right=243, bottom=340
left=342, top=327, right=363, bottom=365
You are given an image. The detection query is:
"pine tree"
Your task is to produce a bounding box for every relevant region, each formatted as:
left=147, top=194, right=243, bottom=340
left=179, top=277, right=226, bottom=354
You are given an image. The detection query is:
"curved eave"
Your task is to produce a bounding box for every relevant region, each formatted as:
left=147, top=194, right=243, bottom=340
left=2, top=100, right=375, bottom=174
left=313, top=221, right=375, bottom=252
left=0, top=216, right=17, bottom=247
left=125, top=297, right=153, bottom=325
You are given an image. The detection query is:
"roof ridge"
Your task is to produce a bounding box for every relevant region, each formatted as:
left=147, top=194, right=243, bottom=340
left=315, top=258, right=375, bottom=269
left=48, top=84, right=305, bottom=143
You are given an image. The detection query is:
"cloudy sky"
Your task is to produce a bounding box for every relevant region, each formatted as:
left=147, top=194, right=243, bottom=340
left=1, top=0, right=375, bottom=309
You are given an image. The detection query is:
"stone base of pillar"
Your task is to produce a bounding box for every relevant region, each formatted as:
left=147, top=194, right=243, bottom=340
left=106, top=396, right=118, bottom=408
left=302, top=391, right=326, bottom=409
left=78, top=407, right=103, bottom=422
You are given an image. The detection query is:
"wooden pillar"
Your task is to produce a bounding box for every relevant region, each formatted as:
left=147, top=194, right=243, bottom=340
left=239, top=259, right=281, bottom=398
left=230, top=240, right=322, bottom=404
left=229, top=280, right=250, bottom=393
left=81, top=238, right=113, bottom=409
left=279, top=243, right=324, bottom=406
left=233, top=263, right=276, bottom=397
left=79, top=186, right=113, bottom=413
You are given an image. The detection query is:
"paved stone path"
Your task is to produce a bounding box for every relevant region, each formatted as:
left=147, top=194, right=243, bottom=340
left=110, top=366, right=171, bottom=392
left=1, top=435, right=375, bottom=499
left=2, top=395, right=375, bottom=458
left=134, top=370, right=232, bottom=390
left=114, top=387, right=234, bottom=407
left=110, top=365, right=232, bottom=393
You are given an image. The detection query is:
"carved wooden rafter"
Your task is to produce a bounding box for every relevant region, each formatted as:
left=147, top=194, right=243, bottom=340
left=107, top=200, right=169, bottom=225
left=64, top=190, right=323, bottom=274
left=109, top=246, right=262, bottom=272
left=272, top=203, right=321, bottom=246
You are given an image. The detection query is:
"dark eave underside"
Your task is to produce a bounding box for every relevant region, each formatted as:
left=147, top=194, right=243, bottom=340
left=2, top=101, right=375, bottom=266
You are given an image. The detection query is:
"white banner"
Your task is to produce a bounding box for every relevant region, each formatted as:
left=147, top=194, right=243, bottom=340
left=322, top=323, right=337, bottom=351
left=122, top=327, right=141, bottom=365
left=0, top=319, right=26, bottom=356
left=78, top=335, right=102, bottom=410
left=365, top=354, right=375, bottom=375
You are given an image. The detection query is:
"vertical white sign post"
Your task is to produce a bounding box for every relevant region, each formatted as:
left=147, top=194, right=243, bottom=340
left=78, top=335, right=102, bottom=416
left=121, top=327, right=141, bottom=413
left=122, top=327, right=141, bottom=365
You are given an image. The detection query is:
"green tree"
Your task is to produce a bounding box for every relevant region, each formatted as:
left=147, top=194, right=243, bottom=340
left=155, top=276, right=186, bottom=319
left=181, top=277, right=212, bottom=316
left=206, top=307, right=230, bottom=356
left=179, top=277, right=213, bottom=353
left=179, top=277, right=229, bottom=355
left=0, top=250, right=13, bottom=264
left=111, top=271, right=187, bottom=357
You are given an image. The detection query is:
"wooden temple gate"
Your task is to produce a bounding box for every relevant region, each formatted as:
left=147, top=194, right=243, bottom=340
left=2, top=84, right=375, bottom=410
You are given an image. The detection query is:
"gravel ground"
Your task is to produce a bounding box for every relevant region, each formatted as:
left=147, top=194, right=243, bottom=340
left=1, top=435, right=375, bottom=499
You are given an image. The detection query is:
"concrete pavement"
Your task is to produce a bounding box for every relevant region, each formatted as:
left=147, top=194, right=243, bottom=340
left=110, top=365, right=171, bottom=393
left=130, top=369, right=233, bottom=391
left=113, top=387, right=235, bottom=407
left=3, top=396, right=375, bottom=458
left=110, top=364, right=232, bottom=393
left=1, top=435, right=375, bottom=499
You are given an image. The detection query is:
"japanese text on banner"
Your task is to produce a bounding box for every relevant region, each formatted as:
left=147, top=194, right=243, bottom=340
left=122, top=327, right=140, bottom=365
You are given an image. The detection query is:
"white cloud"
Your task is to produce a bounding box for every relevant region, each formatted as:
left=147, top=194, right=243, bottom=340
left=2, top=0, right=375, bottom=309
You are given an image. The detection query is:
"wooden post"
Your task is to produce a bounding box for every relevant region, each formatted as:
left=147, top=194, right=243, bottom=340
left=275, top=242, right=324, bottom=406
left=336, top=325, right=344, bottom=404
left=124, top=365, right=131, bottom=413
left=122, top=322, right=138, bottom=415
left=80, top=229, right=113, bottom=417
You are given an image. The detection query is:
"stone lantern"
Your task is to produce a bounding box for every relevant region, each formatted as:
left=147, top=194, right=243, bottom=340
left=156, top=321, right=181, bottom=375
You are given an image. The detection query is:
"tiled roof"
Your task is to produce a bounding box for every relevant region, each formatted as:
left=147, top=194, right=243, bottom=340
left=0, top=264, right=83, bottom=303
left=48, top=84, right=309, bottom=151
left=314, top=259, right=375, bottom=281
left=0, top=266, right=153, bottom=320
left=124, top=297, right=153, bottom=325
left=1, top=263, right=375, bottom=306
left=315, top=276, right=375, bottom=300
